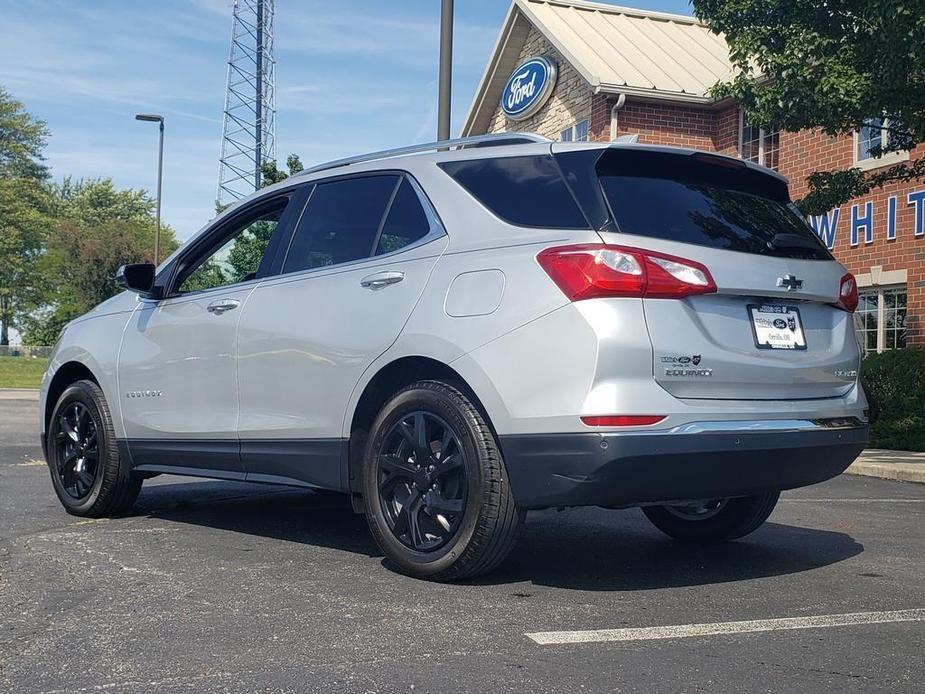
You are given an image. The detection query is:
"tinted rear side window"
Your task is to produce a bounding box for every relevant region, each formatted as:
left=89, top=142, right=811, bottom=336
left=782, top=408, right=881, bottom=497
left=439, top=155, right=588, bottom=229
left=283, top=175, right=399, bottom=273
left=376, top=179, right=431, bottom=255
left=596, top=150, right=830, bottom=260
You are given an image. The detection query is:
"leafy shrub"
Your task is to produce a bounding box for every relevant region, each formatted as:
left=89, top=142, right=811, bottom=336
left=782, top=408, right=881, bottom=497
left=860, top=349, right=925, bottom=451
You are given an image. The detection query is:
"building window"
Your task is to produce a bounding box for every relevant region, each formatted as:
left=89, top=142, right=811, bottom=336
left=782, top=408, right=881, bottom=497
left=855, top=118, right=909, bottom=169
left=738, top=112, right=779, bottom=170
left=857, top=285, right=907, bottom=355
left=560, top=119, right=589, bottom=142
left=857, top=119, right=883, bottom=161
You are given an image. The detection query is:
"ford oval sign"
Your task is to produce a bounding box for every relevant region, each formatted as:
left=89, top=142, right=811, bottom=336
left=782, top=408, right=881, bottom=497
left=501, top=56, right=557, bottom=121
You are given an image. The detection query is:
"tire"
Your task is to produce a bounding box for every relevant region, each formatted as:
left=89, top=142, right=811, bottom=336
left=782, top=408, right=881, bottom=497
left=641, top=491, right=780, bottom=543
left=46, top=379, right=142, bottom=517
left=362, top=380, right=522, bottom=581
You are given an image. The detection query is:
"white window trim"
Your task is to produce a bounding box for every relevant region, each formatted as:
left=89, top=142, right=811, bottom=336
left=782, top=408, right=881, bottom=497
left=855, top=270, right=908, bottom=353
left=737, top=110, right=779, bottom=169
left=854, top=119, right=909, bottom=171
left=560, top=119, right=589, bottom=143
left=854, top=266, right=908, bottom=288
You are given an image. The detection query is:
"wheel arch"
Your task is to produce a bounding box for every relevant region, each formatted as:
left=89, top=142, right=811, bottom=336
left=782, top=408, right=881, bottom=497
left=345, top=356, right=496, bottom=496
left=44, top=361, right=100, bottom=433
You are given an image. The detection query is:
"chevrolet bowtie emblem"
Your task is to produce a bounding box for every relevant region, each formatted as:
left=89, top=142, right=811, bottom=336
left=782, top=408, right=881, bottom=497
left=776, top=275, right=804, bottom=291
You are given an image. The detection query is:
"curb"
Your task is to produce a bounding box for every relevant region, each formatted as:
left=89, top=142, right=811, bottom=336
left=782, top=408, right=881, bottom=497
left=0, top=388, right=39, bottom=401
left=845, top=462, right=925, bottom=485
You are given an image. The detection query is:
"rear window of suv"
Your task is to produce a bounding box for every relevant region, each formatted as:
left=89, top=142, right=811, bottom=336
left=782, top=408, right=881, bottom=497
left=596, top=150, right=831, bottom=260
left=438, top=155, right=589, bottom=229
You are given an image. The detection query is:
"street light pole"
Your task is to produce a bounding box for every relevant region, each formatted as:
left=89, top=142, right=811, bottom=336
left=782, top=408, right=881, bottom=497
left=135, top=114, right=164, bottom=266
left=437, top=0, right=454, bottom=141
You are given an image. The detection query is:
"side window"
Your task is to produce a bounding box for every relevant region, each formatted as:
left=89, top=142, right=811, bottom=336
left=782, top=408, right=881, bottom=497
left=177, top=198, right=288, bottom=294
left=375, top=178, right=431, bottom=255
left=438, top=156, right=589, bottom=229
left=283, top=175, right=399, bottom=274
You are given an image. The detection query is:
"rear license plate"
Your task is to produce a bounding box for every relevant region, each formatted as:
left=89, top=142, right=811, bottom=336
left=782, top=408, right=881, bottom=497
left=748, top=304, right=806, bottom=350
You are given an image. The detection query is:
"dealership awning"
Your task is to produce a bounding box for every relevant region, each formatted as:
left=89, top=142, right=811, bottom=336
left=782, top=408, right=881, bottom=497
left=463, top=0, right=736, bottom=135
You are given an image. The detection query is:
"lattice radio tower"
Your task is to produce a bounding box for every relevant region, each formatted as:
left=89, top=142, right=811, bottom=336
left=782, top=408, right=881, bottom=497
left=216, top=0, right=276, bottom=207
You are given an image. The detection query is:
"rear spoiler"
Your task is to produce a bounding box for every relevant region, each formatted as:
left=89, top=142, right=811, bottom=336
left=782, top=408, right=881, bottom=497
left=553, top=145, right=792, bottom=233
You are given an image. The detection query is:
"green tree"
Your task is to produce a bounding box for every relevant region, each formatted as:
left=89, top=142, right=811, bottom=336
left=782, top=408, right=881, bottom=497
left=50, top=177, right=156, bottom=226
left=227, top=220, right=276, bottom=281
left=0, top=88, right=52, bottom=344
left=259, top=154, right=304, bottom=187
left=0, top=179, right=52, bottom=345
left=21, top=179, right=179, bottom=344
left=178, top=259, right=230, bottom=294
left=221, top=154, right=303, bottom=281
left=694, top=0, right=925, bottom=214
left=0, top=87, right=49, bottom=180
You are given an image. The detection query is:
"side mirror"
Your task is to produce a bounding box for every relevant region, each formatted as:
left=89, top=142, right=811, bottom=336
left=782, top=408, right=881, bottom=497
left=117, top=263, right=157, bottom=297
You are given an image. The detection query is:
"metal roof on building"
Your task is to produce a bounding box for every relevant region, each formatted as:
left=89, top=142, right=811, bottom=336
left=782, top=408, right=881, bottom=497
left=462, top=0, right=735, bottom=135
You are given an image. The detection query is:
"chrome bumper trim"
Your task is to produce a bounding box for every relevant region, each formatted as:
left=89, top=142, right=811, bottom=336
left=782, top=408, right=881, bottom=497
left=664, top=418, right=865, bottom=435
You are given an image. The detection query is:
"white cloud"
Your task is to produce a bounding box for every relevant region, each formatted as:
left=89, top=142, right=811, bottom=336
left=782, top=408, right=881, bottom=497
left=0, top=0, right=508, bottom=242
left=277, top=2, right=497, bottom=68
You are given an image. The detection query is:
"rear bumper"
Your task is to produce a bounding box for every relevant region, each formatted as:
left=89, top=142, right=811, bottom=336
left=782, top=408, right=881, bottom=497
left=499, top=420, right=868, bottom=509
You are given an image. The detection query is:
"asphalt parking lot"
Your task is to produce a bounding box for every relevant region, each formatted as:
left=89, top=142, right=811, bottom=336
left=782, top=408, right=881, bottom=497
left=2, top=395, right=923, bottom=693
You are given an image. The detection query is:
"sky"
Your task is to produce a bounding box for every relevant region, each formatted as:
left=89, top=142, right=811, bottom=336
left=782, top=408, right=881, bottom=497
left=0, top=0, right=694, bottom=241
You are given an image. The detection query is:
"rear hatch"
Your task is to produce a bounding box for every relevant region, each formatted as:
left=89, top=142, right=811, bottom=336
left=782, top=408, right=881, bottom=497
left=557, top=146, right=860, bottom=401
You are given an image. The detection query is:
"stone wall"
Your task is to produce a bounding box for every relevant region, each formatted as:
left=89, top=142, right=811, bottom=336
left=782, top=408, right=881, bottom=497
left=485, top=27, right=590, bottom=140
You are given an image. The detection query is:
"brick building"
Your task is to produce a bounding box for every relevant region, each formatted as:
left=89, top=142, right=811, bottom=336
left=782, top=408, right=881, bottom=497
left=463, top=0, right=924, bottom=352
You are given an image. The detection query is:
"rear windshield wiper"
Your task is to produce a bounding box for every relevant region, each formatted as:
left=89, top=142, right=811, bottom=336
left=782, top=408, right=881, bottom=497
left=767, top=233, right=823, bottom=251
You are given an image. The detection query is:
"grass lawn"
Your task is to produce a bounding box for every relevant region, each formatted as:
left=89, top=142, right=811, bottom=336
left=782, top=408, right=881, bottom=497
left=0, top=356, right=48, bottom=389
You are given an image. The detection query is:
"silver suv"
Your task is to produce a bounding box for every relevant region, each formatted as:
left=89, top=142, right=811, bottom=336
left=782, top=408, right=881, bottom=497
left=40, top=134, right=868, bottom=580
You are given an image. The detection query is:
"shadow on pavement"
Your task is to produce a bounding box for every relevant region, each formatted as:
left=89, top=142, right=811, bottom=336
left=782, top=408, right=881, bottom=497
left=131, top=478, right=863, bottom=590
left=486, top=510, right=863, bottom=591
left=133, top=478, right=380, bottom=557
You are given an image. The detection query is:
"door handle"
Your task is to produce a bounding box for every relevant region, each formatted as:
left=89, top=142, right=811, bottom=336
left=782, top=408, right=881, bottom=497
left=206, top=298, right=240, bottom=315
left=360, top=271, right=404, bottom=290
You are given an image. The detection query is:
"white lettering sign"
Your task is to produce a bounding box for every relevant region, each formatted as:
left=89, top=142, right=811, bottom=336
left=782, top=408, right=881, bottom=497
left=505, top=70, right=537, bottom=111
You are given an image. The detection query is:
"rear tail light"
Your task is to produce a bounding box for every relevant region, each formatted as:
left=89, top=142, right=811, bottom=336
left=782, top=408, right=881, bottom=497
left=836, top=272, right=858, bottom=312
left=537, top=244, right=716, bottom=301
left=581, top=415, right=667, bottom=427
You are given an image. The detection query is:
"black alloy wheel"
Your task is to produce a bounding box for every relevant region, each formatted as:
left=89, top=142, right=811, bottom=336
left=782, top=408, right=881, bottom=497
left=362, top=380, right=523, bottom=581
left=47, top=379, right=142, bottom=517
left=376, top=410, right=467, bottom=551
left=54, top=401, right=100, bottom=500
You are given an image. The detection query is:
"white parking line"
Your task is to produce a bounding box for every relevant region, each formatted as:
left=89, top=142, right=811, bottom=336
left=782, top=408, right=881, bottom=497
left=526, top=609, right=925, bottom=646
left=781, top=498, right=925, bottom=503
